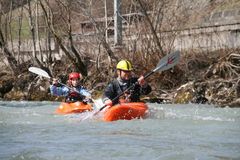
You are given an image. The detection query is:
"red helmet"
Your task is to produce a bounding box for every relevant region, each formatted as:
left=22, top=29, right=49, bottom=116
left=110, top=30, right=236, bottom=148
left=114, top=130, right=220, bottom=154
left=69, top=72, right=81, bottom=80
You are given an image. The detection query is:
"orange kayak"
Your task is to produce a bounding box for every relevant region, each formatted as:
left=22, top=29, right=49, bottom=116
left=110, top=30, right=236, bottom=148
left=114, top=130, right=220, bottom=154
left=55, top=102, right=92, bottom=114
left=103, top=102, right=149, bottom=122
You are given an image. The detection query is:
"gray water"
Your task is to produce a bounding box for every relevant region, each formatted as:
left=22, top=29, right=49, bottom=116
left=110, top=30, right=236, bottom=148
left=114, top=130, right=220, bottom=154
left=0, top=101, right=240, bottom=160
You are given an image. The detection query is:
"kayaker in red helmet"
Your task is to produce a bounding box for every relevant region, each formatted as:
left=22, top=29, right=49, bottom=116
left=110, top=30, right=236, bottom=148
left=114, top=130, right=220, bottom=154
left=50, top=72, right=91, bottom=103
left=102, top=60, right=151, bottom=107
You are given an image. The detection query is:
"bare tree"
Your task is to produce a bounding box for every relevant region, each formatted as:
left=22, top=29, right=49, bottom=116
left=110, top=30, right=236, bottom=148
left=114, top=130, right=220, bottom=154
left=0, top=1, right=20, bottom=75
left=26, top=0, right=44, bottom=68
left=76, top=0, right=118, bottom=63
left=39, top=0, right=88, bottom=76
left=135, top=0, right=164, bottom=56
left=16, top=0, right=24, bottom=62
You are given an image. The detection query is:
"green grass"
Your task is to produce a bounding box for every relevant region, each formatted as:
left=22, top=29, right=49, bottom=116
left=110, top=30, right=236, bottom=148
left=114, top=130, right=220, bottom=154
left=9, top=17, right=32, bottom=39
left=214, top=0, right=240, bottom=11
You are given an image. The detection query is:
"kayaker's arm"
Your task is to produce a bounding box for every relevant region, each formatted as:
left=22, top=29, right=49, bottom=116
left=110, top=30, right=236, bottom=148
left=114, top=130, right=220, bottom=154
left=78, top=86, right=91, bottom=98
left=78, top=86, right=93, bottom=103
left=102, top=83, right=118, bottom=105
left=50, top=84, right=69, bottom=96
left=137, top=75, right=152, bottom=95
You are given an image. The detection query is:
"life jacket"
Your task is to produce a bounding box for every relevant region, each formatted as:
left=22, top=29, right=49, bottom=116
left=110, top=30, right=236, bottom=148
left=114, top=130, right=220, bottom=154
left=111, top=78, right=141, bottom=103
left=65, top=91, right=85, bottom=103
left=103, top=77, right=152, bottom=105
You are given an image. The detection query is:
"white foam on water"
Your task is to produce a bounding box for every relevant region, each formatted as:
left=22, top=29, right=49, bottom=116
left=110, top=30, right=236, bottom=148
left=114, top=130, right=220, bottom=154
left=148, top=103, right=240, bottom=122
left=193, top=115, right=235, bottom=122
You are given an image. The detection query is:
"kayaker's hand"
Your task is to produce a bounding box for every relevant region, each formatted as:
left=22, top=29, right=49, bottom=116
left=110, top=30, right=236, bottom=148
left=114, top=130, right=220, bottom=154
left=83, top=97, right=93, bottom=103
left=138, top=75, right=147, bottom=87
left=104, top=99, right=113, bottom=107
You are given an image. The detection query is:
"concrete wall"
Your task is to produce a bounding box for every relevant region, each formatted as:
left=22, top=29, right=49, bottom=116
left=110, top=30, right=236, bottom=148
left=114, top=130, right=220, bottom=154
left=5, top=38, right=61, bottom=63
left=173, top=23, right=240, bottom=51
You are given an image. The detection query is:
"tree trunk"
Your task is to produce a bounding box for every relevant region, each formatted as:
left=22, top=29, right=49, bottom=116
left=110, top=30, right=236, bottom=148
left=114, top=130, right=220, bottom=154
left=136, top=0, right=164, bottom=56
left=0, top=30, right=19, bottom=74
left=0, top=3, right=20, bottom=75
left=27, top=0, right=43, bottom=68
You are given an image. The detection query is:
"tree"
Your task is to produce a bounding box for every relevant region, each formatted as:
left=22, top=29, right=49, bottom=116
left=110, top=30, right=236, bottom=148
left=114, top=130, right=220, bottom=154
left=39, top=0, right=88, bottom=76
left=76, top=0, right=118, bottom=64
left=136, top=0, right=164, bottom=56
left=0, top=0, right=20, bottom=75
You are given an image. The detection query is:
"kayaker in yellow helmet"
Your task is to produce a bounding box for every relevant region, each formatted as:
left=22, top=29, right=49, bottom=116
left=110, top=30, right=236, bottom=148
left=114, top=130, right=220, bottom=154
left=50, top=72, right=91, bottom=103
left=102, top=60, right=152, bottom=107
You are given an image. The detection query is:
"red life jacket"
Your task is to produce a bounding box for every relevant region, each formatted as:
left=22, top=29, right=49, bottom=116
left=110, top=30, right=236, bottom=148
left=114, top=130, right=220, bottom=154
left=65, top=91, right=85, bottom=103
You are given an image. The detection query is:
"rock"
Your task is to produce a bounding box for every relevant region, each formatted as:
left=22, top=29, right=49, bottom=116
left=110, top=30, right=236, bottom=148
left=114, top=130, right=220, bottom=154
left=236, top=79, right=240, bottom=97
left=173, top=81, right=209, bottom=104
left=0, top=73, right=14, bottom=98
left=173, top=82, right=194, bottom=103
left=228, top=98, right=240, bottom=107
left=4, top=89, right=27, bottom=100
left=0, top=80, right=13, bottom=98
left=205, top=79, right=239, bottom=107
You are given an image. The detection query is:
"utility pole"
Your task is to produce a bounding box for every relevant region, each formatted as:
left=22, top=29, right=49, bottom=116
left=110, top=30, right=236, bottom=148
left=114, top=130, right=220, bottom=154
left=114, top=0, right=122, bottom=46
left=105, top=0, right=108, bottom=42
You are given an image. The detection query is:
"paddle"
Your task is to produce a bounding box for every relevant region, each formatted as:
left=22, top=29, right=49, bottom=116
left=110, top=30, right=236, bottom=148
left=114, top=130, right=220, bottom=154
left=29, top=67, right=70, bottom=89
left=28, top=67, right=92, bottom=102
left=96, top=50, right=180, bottom=112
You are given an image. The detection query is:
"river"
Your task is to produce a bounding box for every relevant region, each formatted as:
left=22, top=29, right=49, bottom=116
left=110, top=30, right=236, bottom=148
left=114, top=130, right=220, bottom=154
left=0, top=101, right=240, bottom=160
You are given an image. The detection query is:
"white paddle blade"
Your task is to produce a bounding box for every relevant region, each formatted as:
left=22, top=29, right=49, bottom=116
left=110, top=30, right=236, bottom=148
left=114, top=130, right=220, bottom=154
left=28, top=67, right=51, bottom=79
left=153, top=50, right=180, bottom=72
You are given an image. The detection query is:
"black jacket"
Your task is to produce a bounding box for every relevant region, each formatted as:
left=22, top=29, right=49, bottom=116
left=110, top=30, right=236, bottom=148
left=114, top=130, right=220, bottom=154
left=102, top=77, right=151, bottom=105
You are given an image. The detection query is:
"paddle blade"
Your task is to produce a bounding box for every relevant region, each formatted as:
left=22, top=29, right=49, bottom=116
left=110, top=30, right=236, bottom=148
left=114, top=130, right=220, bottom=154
left=153, top=50, right=180, bottom=72
left=28, top=67, right=51, bottom=79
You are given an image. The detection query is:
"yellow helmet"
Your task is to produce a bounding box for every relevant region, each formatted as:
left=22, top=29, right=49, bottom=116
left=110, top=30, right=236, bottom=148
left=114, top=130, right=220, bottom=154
left=116, top=60, right=133, bottom=71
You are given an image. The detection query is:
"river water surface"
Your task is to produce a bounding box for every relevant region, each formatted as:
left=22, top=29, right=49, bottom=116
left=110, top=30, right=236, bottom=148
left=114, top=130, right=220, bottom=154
left=0, top=101, right=240, bottom=160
